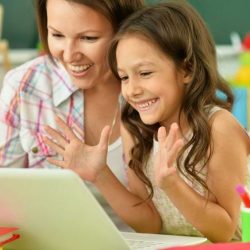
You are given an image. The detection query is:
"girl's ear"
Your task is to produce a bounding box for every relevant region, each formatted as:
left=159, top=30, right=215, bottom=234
left=182, top=69, right=192, bottom=84
left=181, top=60, right=193, bottom=85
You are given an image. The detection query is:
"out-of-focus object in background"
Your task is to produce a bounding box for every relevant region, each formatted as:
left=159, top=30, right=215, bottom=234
left=216, top=32, right=241, bottom=80
left=233, top=33, right=250, bottom=87
left=0, top=4, right=11, bottom=71
left=234, top=52, right=250, bottom=86
left=242, top=33, right=250, bottom=50
left=216, top=45, right=240, bottom=80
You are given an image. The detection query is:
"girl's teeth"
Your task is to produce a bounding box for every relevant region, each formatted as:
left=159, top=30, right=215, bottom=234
left=138, top=99, right=157, bottom=108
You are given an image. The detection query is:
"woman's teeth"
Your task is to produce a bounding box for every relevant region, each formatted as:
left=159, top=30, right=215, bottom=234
left=68, top=63, right=93, bottom=73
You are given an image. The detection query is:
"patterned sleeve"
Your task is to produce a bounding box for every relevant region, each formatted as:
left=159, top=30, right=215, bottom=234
left=0, top=70, right=27, bottom=167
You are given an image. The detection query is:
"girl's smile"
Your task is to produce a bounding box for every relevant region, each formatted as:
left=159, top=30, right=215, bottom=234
left=116, top=34, right=190, bottom=127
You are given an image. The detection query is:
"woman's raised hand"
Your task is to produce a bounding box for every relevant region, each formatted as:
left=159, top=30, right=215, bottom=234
left=154, top=123, right=184, bottom=189
left=44, top=116, right=110, bottom=182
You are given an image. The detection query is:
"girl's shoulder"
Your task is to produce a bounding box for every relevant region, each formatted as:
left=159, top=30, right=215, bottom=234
left=208, top=106, right=250, bottom=146
left=208, top=106, right=239, bottom=126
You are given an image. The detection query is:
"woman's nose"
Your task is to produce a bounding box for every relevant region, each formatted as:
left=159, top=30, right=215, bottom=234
left=63, top=41, right=82, bottom=62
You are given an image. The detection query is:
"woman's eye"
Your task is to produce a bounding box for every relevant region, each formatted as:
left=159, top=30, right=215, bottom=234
left=81, top=36, right=98, bottom=42
left=52, top=33, right=64, bottom=38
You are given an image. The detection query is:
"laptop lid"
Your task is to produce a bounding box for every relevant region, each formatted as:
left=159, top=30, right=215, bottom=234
left=0, top=168, right=206, bottom=250
left=0, top=168, right=131, bottom=250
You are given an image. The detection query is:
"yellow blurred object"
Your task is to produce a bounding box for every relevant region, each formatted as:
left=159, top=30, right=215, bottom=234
left=234, top=65, right=250, bottom=86
left=0, top=4, right=11, bottom=71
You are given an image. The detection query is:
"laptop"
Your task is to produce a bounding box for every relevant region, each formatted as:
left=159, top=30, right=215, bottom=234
left=0, top=168, right=207, bottom=250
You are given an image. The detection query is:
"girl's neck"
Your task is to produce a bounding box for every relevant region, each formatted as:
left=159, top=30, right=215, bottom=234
left=161, top=112, right=190, bottom=136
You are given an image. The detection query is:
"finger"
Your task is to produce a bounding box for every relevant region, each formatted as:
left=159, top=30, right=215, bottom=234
left=167, top=139, right=184, bottom=167
left=55, top=116, right=78, bottom=141
left=157, top=126, right=167, bottom=147
left=99, top=126, right=111, bottom=149
left=43, top=136, right=65, bottom=155
left=72, top=122, right=85, bottom=140
left=44, top=125, right=68, bottom=147
left=165, top=123, right=179, bottom=150
left=166, top=166, right=177, bottom=176
left=46, top=157, right=66, bottom=168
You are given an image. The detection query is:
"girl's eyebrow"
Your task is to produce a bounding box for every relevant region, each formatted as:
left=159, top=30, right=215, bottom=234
left=117, top=61, right=155, bottom=71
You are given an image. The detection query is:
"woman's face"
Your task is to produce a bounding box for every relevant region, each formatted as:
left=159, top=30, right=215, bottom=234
left=47, top=0, right=114, bottom=89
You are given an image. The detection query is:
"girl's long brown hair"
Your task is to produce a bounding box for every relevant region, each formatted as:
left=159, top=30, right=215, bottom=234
left=108, top=1, right=234, bottom=199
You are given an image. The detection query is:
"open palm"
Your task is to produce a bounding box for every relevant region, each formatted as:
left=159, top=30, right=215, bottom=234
left=154, top=123, right=183, bottom=189
left=44, top=116, right=110, bottom=182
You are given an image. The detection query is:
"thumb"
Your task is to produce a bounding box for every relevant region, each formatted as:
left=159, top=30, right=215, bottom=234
left=98, top=125, right=111, bottom=149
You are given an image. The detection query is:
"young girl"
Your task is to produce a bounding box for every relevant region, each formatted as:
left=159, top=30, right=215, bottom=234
left=44, top=1, right=250, bottom=242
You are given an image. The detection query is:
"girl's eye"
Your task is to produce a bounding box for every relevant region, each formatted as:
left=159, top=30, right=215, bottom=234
left=80, top=36, right=99, bottom=42
left=140, top=71, right=152, bottom=77
left=119, top=76, right=128, bottom=82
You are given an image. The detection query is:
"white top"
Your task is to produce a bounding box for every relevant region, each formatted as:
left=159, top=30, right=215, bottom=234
left=145, top=106, right=250, bottom=240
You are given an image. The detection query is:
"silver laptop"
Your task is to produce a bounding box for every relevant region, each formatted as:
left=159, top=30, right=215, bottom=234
left=0, top=168, right=206, bottom=250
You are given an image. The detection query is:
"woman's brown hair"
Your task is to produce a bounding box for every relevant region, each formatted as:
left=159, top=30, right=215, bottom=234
left=108, top=0, right=234, bottom=199
left=35, top=0, right=144, bottom=55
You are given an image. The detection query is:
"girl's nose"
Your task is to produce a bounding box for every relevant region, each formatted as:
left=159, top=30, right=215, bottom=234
left=124, top=80, right=143, bottom=98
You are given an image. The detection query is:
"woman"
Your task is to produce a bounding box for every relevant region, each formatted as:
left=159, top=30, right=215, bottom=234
left=0, top=0, right=144, bottom=230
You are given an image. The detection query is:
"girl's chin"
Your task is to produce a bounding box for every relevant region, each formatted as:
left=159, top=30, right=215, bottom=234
left=139, top=115, right=158, bottom=125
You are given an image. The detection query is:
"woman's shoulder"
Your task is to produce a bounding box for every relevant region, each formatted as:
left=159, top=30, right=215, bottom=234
left=4, top=55, right=56, bottom=81
left=1, top=55, right=72, bottom=98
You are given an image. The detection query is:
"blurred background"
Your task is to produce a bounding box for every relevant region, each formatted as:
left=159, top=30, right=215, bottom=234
left=1, top=0, right=250, bottom=129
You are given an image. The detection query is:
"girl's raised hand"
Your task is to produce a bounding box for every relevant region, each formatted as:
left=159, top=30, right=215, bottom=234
left=43, top=116, right=110, bottom=182
left=154, top=123, right=183, bottom=189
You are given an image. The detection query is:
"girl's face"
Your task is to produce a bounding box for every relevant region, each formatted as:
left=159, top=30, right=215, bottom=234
left=116, top=35, right=190, bottom=128
left=47, top=0, right=114, bottom=89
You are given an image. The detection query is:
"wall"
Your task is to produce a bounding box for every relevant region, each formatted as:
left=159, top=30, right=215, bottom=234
left=0, top=0, right=38, bottom=48
left=146, top=0, right=250, bottom=44
left=1, top=0, right=250, bottom=48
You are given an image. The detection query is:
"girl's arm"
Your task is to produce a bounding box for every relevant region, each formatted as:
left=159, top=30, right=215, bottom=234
left=94, top=123, right=162, bottom=233
left=157, top=110, right=249, bottom=242
left=44, top=117, right=162, bottom=233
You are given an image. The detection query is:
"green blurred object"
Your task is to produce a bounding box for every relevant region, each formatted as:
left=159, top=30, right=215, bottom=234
left=240, top=52, right=250, bottom=66
left=232, top=52, right=250, bottom=87
left=241, top=207, right=250, bottom=242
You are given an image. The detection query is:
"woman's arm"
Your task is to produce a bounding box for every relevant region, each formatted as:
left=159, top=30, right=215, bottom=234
left=0, top=73, right=26, bottom=167
left=44, top=118, right=162, bottom=233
